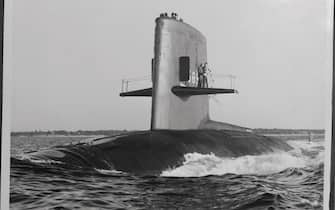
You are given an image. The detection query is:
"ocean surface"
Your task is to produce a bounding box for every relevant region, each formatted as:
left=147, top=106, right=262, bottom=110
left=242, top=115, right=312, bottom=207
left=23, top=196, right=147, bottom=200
left=10, top=134, right=324, bottom=210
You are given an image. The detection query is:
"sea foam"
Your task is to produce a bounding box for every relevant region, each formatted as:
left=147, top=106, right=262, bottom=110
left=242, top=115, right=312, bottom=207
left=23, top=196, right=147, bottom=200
left=161, top=140, right=324, bottom=177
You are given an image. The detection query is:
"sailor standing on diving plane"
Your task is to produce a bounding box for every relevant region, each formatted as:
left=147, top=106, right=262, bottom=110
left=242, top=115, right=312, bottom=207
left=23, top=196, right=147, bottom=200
left=197, top=62, right=211, bottom=88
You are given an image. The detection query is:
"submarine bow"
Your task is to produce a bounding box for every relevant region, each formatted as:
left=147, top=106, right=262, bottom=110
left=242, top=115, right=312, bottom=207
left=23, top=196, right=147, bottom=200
left=26, top=130, right=292, bottom=175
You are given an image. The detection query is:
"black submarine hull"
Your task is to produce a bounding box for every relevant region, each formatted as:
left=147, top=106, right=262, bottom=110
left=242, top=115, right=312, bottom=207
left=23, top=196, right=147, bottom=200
left=25, top=130, right=292, bottom=175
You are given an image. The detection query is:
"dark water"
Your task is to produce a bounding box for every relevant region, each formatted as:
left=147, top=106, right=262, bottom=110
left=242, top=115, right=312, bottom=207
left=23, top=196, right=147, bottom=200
left=10, top=136, right=324, bottom=210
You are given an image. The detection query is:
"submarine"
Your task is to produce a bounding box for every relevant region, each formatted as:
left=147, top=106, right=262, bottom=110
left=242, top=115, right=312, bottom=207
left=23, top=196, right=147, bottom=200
left=25, top=13, right=293, bottom=175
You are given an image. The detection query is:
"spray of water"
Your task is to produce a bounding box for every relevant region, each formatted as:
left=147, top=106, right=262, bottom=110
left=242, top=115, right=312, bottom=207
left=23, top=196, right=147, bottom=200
left=161, top=140, right=324, bottom=177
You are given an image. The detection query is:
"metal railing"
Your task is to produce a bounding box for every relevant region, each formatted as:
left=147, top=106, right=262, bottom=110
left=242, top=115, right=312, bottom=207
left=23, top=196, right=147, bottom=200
left=207, top=73, right=237, bottom=90
left=121, top=76, right=152, bottom=93
left=120, top=73, right=237, bottom=93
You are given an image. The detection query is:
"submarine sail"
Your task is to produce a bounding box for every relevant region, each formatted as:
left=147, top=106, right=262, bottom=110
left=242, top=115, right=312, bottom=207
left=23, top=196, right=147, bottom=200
left=120, top=13, right=239, bottom=130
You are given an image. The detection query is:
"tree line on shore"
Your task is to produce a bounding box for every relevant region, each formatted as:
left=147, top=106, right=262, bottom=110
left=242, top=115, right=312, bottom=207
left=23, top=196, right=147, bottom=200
left=253, top=128, right=325, bottom=135
left=11, top=130, right=129, bottom=137
left=11, top=128, right=325, bottom=137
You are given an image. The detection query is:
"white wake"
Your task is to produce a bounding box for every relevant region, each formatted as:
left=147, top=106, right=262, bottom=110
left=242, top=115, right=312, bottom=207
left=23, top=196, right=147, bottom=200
left=161, top=140, right=324, bottom=177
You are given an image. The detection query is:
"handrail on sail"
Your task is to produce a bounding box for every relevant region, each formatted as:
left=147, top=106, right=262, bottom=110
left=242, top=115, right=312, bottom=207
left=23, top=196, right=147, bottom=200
left=121, top=76, right=152, bottom=93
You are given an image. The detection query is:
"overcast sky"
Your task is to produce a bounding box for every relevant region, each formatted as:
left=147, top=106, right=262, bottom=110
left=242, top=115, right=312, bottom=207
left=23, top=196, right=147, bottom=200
left=10, top=0, right=332, bottom=131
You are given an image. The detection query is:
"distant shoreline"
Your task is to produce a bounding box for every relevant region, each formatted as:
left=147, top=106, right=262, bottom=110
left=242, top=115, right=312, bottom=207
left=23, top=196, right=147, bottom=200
left=10, top=130, right=128, bottom=137
left=11, top=128, right=325, bottom=137
left=12, top=135, right=105, bottom=138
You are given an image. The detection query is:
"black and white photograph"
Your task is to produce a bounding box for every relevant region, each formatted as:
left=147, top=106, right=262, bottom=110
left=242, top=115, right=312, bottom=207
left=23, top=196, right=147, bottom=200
left=1, top=0, right=333, bottom=209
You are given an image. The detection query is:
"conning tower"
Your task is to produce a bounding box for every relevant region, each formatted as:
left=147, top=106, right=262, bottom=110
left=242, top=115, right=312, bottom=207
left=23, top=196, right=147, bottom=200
left=120, top=13, right=238, bottom=130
